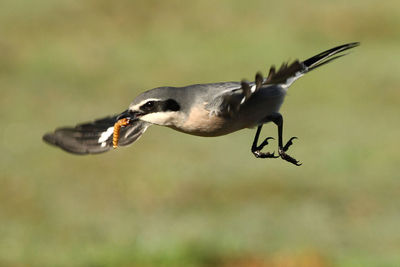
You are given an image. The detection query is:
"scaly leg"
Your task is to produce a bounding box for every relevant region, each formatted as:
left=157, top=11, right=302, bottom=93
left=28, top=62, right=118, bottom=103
left=267, top=113, right=301, bottom=166
left=251, top=125, right=278, bottom=159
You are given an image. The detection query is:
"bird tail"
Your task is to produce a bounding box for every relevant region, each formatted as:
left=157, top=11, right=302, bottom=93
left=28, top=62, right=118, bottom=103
left=263, top=42, right=360, bottom=87
left=301, top=42, right=360, bottom=72
left=43, top=112, right=150, bottom=155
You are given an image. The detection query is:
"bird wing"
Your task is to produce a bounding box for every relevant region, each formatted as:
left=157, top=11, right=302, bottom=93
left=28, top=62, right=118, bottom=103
left=43, top=112, right=150, bottom=154
left=205, top=73, right=264, bottom=117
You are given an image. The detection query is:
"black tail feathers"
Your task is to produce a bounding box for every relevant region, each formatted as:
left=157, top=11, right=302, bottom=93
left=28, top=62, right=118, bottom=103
left=263, top=42, right=359, bottom=86
left=302, top=42, right=360, bottom=72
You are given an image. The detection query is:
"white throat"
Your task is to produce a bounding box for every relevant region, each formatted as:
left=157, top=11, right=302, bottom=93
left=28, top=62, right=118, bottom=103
left=140, top=111, right=182, bottom=126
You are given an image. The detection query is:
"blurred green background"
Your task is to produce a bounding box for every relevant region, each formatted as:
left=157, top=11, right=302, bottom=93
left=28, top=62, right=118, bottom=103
left=1, top=0, right=399, bottom=266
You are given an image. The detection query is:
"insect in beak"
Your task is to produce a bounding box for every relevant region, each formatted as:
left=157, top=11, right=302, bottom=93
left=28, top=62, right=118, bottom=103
left=113, top=110, right=141, bottom=148
left=113, top=118, right=131, bottom=148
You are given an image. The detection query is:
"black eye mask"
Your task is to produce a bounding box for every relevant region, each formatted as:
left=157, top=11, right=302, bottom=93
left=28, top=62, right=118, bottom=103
left=140, top=99, right=180, bottom=113
left=163, top=99, right=180, bottom=112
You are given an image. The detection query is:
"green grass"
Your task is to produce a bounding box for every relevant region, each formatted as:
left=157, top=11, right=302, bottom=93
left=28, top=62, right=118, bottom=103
left=1, top=0, right=400, bottom=266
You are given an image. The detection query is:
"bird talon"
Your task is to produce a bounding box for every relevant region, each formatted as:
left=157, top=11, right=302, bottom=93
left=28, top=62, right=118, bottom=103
left=253, top=150, right=278, bottom=159
left=257, top=136, right=275, bottom=150
left=283, top=136, right=298, bottom=152
left=271, top=151, right=279, bottom=158
left=279, top=149, right=301, bottom=166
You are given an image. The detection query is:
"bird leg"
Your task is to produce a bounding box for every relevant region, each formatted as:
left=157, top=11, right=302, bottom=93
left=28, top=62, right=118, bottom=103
left=251, top=125, right=278, bottom=158
left=267, top=113, right=302, bottom=166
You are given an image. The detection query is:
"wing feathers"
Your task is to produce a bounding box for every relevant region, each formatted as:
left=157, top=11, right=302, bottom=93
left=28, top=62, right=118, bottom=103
left=43, top=114, right=150, bottom=155
left=265, top=60, right=304, bottom=85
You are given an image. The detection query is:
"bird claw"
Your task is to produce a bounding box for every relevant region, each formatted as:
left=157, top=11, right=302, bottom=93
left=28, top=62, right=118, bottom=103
left=283, top=136, right=298, bottom=152
left=257, top=137, right=274, bottom=150
left=252, top=137, right=278, bottom=159
left=279, top=148, right=302, bottom=166
left=254, top=150, right=279, bottom=159
left=251, top=134, right=301, bottom=165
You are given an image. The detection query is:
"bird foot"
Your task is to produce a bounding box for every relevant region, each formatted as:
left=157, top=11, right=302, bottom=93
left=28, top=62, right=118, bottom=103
left=253, top=150, right=279, bottom=159
left=279, top=137, right=301, bottom=166
left=252, top=137, right=279, bottom=159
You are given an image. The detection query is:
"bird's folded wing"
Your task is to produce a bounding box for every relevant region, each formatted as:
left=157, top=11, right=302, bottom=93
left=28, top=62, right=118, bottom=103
left=209, top=61, right=306, bottom=117
left=207, top=72, right=265, bottom=117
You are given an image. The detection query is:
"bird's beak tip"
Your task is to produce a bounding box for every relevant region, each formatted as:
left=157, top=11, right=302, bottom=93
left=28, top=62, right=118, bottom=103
left=117, top=109, right=141, bottom=123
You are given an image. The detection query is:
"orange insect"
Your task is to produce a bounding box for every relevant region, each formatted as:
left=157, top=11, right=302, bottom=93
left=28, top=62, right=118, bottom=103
left=113, top=118, right=130, bottom=148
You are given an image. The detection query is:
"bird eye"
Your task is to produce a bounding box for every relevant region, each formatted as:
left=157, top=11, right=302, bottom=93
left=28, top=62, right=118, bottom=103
left=145, top=101, right=154, bottom=107
left=142, top=100, right=155, bottom=111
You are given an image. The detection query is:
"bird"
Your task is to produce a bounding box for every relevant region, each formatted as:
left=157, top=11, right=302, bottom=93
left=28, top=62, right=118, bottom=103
left=43, top=42, right=359, bottom=166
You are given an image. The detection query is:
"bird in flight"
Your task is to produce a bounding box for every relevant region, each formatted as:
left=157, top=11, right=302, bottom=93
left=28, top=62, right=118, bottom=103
left=43, top=42, right=359, bottom=166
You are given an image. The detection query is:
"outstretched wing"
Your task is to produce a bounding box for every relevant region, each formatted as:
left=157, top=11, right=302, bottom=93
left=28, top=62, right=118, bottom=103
left=43, top=112, right=150, bottom=155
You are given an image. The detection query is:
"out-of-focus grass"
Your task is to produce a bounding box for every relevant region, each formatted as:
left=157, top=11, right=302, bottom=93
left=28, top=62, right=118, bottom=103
left=1, top=0, right=400, bottom=266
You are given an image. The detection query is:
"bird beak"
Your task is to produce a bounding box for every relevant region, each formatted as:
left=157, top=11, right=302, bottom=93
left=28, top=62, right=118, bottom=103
left=116, top=109, right=141, bottom=123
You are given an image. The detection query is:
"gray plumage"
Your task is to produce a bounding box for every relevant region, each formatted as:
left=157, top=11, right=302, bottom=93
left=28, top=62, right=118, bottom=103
left=43, top=42, right=359, bottom=161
